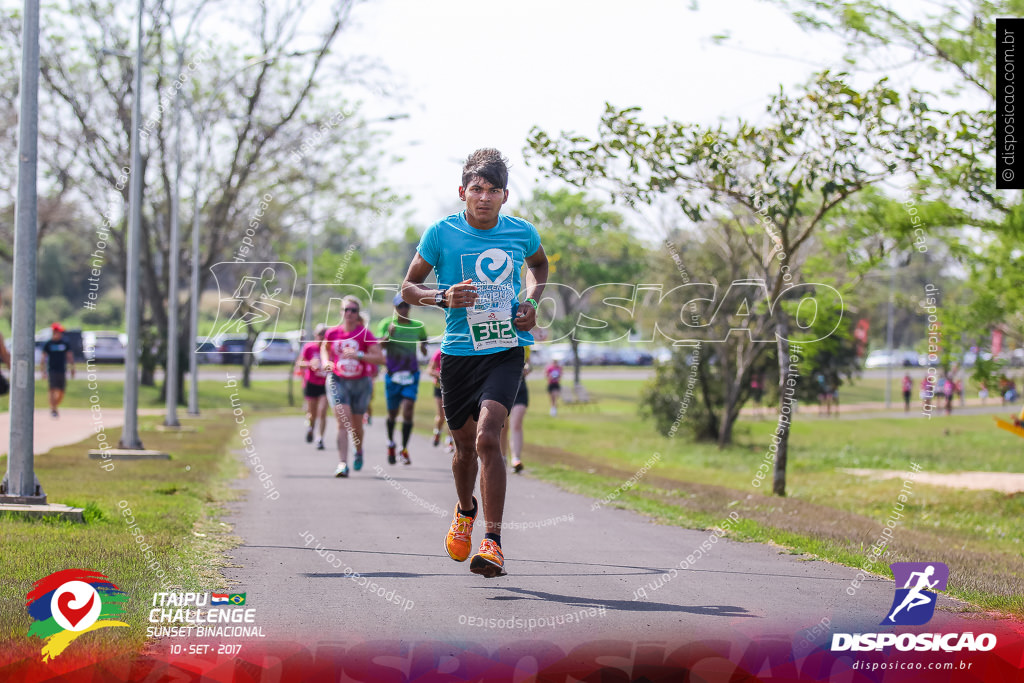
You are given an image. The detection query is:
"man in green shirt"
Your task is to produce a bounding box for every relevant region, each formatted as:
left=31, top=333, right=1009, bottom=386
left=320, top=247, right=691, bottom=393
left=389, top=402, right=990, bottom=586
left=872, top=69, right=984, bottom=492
left=377, top=294, right=429, bottom=464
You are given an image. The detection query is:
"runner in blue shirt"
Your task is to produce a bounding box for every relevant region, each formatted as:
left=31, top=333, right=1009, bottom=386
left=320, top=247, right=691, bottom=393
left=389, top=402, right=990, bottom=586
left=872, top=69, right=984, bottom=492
left=400, top=148, right=548, bottom=578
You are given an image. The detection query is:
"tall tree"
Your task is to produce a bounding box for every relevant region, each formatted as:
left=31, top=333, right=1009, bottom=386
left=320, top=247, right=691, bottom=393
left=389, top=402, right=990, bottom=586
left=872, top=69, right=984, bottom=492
left=0, top=0, right=400, bottom=389
left=527, top=72, right=948, bottom=494
left=513, top=189, right=648, bottom=386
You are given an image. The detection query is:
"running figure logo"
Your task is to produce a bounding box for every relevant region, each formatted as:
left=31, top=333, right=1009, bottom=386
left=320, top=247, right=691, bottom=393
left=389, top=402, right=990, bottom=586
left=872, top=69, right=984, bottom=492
left=207, top=262, right=297, bottom=343
left=884, top=562, right=949, bottom=626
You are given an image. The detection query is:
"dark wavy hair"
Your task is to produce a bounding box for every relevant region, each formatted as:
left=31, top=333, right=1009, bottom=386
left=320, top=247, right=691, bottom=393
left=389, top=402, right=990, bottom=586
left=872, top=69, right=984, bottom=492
left=461, top=148, right=509, bottom=189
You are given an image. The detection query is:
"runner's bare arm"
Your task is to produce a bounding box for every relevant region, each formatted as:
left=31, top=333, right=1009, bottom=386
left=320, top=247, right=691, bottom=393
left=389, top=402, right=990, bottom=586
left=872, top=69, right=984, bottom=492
left=401, top=254, right=477, bottom=307
left=515, top=245, right=549, bottom=331
left=319, top=339, right=332, bottom=373
left=360, top=343, right=385, bottom=365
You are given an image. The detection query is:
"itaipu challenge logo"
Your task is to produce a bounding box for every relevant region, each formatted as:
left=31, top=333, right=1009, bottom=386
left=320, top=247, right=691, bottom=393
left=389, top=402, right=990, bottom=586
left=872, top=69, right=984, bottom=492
left=26, top=569, right=129, bottom=661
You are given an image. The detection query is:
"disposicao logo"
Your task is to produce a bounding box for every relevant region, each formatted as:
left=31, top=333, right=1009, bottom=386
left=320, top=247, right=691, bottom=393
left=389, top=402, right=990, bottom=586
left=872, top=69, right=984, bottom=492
left=884, top=562, right=949, bottom=626
left=26, top=569, right=129, bottom=661
left=831, top=562, right=996, bottom=653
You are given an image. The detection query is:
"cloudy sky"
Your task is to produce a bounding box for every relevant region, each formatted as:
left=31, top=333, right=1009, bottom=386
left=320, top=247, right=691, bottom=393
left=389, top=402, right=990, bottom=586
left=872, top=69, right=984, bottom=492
left=328, top=0, right=957, bottom=238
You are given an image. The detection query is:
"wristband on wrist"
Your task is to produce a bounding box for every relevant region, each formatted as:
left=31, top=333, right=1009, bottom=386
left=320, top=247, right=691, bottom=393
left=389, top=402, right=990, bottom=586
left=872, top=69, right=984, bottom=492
left=525, top=298, right=538, bottom=309
left=357, top=351, right=365, bottom=360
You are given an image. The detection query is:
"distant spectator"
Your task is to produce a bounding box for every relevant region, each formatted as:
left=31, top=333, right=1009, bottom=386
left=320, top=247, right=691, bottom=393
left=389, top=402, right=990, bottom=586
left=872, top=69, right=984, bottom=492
left=40, top=322, right=74, bottom=418
left=0, top=296, right=9, bottom=395
left=901, top=373, right=912, bottom=413
left=750, top=372, right=764, bottom=417
left=943, top=375, right=954, bottom=415
left=920, top=375, right=935, bottom=411
left=1006, top=379, right=1019, bottom=404
left=545, top=358, right=563, bottom=417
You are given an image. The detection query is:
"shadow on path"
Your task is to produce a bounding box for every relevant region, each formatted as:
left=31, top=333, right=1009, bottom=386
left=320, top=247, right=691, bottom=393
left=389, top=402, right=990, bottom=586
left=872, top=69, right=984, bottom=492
left=476, top=586, right=756, bottom=618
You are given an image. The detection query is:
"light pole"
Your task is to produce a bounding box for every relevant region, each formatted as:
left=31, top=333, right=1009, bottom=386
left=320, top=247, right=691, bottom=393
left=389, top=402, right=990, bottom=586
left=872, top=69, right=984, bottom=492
left=119, top=0, right=145, bottom=449
left=884, top=254, right=896, bottom=409
left=2, top=0, right=43, bottom=503
left=164, top=46, right=184, bottom=427
left=187, top=119, right=202, bottom=415
left=304, top=174, right=316, bottom=340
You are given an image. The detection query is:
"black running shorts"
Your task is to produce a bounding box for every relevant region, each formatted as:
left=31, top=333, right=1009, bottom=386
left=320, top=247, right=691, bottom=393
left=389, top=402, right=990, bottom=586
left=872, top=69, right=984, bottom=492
left=512, top=379, right=528, bottom=407
left=441, top=346, right=524, bottom=431
left=303, top=381, right=327, bottom=399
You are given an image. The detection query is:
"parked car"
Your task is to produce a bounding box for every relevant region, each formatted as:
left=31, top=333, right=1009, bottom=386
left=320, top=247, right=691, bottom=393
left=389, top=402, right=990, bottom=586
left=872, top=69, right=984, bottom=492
left=194, top=336, right=224, bottom=364
left=253, top=333, right=298, bottom=365
left=217, top=334, right=250, bottom=365
left=619, top=348, right=655, bottom=366
left=864, top=349, right=918, bottom=369
left=961, top=350, right=992, bottom=367
left=82, top=330, right=127, bottom=363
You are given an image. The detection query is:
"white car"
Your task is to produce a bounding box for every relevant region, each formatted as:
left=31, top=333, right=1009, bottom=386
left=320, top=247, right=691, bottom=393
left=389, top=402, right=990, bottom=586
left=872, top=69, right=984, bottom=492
left=82, top=331, right=127, bottom=362
left=253, top=334, right=298, bottom=365
left=864, top=349, right=917, bottom=368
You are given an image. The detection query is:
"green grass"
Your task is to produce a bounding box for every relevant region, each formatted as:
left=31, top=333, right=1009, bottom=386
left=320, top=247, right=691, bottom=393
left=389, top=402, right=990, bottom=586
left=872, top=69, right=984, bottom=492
left=409, top=375, right=1024, bottom=618
left=4, top=365, right=1020, bottom=662
left=0, top=410, right=275, bottom=657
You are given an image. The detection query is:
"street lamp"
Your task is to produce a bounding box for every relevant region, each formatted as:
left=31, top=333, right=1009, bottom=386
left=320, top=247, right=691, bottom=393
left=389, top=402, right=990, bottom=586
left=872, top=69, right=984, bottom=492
left=119, top=0, right=145, bottom=449
left=2, top=0, right=43, bottom=503
left=164, top=45, right=184, bottom=427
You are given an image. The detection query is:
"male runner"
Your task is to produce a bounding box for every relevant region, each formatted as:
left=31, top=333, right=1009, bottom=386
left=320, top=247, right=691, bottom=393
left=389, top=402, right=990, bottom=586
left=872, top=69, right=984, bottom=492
left=321, top=296, right=384, bottom=477
left=41, top=323, right=75, bottom=418
left=378, top=294, right=429, bottom=465
left=401, top=148, right=548, bottom=578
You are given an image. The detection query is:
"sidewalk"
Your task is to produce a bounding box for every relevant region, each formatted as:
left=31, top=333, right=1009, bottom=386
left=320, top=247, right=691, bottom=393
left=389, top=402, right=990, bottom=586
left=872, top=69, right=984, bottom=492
left=0, top=407, right=163, bottom=456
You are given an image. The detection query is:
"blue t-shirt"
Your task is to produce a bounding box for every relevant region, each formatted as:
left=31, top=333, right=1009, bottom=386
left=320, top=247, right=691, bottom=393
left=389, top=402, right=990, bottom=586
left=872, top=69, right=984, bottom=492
left=417, top=211, right=541, bottom=356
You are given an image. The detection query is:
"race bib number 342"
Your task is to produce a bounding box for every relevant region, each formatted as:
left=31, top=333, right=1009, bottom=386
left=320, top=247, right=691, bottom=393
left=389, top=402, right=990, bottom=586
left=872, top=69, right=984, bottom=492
left=469, top=317, right=516, bottom=351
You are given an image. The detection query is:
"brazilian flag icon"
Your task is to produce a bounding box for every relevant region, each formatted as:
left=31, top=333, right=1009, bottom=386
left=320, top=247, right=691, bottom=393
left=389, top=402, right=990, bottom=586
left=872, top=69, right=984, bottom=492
left=228, top=593, right=246, bottom=605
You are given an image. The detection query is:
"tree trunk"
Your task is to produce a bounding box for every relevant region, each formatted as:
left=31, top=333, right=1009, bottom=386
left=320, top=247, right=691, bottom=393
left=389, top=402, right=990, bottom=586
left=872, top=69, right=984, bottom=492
left=287, top=365, right=295, bottom=408
left=242, top=331, right=256, bottom=389
left=570, top=337, right=582, bottom=386
left=140, top=329, right=157, bottom=387
left=695, top=356, right=721, bottom=441
left=717, top=380, right=739, bottom=447
left=773, top=315, right=791, bottom=497
left=715, top=340, right=763, bottom=448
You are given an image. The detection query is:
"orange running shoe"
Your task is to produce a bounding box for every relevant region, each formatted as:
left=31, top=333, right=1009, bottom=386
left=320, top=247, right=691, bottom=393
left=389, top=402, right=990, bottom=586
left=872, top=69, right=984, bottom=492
left=470, top=539, right=506, bottom=577
left=445, top=497, right=477, bottom=562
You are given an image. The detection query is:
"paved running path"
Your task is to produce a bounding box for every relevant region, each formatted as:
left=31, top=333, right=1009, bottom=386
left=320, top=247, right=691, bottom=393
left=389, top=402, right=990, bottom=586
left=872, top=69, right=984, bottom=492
left=222, top=415, right=996, bottom=648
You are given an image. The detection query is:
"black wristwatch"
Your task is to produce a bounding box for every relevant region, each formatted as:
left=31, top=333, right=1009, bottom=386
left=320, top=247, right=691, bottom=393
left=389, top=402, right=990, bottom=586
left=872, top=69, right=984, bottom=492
left=434, top=290, right=448, bottom=308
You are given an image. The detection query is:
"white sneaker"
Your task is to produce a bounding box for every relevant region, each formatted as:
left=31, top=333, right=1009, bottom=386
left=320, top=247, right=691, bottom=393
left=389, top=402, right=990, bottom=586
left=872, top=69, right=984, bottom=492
left=334, top=462, right=349, bottom=478
left=550, top=407, right=557, bottom=417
